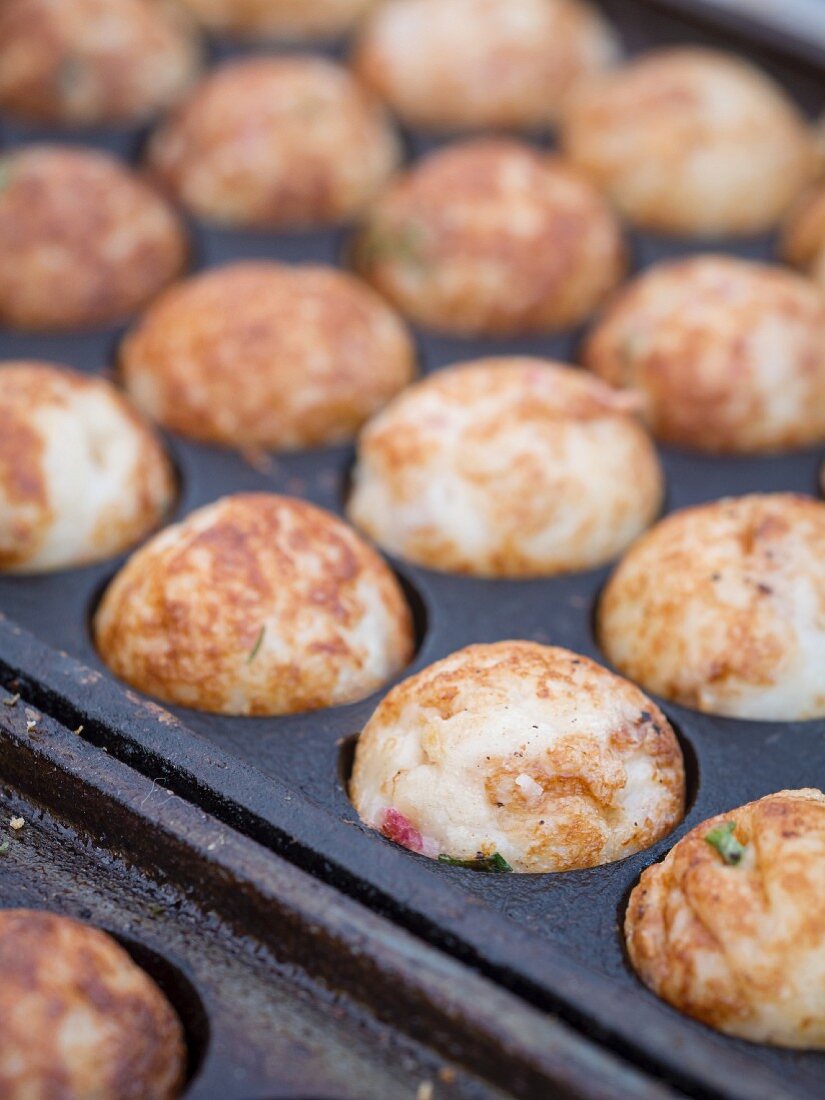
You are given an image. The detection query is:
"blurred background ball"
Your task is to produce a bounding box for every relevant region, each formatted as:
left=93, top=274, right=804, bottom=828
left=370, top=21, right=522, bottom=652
left=0, top=361, right=175, bottom=573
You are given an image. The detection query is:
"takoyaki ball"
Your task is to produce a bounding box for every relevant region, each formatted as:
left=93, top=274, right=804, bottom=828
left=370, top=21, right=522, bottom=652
left=781, top=182, right=825, bottom=289
left=94, top=493, right=414, bottom=715
left=347, top=358, right=663, bottom=577
left=351, top=641, right=685, bottom=873
left=599, top=494, right=825, bottom=721
left=561, top=48, right=818, bottom=236
left=0, top=361, right=175, bottom=574
left=146, top=56, right=401, bottom=229
left=179, top=0, right=374, bottom=40
left=0, top=0, right=201, bottom=128
left=352, top=0, right=619, bottom=133
left=583, top=256, right=825, bottom=453
left=119, top=262, right=415, bottom=449
left=353, top=139, right=625, bottom=336
left=626, top=789, right=825, bottom=1048
left=0, top=909, right=185, bottom=1098
left=0, top=146, right=188, bottom=332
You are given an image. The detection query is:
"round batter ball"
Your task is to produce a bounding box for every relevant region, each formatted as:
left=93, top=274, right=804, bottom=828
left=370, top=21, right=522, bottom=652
left=583, top=255, right=825, bottom=453
left=352, top=138, right=625, bottom=335
left=146, top=55, right=401, bottom=229
left=347, top=358, right=663, bottom=577
left=0, top=361, right=175, bottom=574
left=94, top=493, right=414, bottom=715
left=352, top=0, right=619, bottom=133
left=351, top=641, right=685, bottom=873
left=0, top=145, right=188, bottom=332
left=626, top=789, right=825, bottom=1048
left=598, top=494, right=825, bottom=721
left=178, top=0, right=374, bottom=40
left=0, top=0, right=201, bottom=128
left=0, top=909, right=185, bottom=1098
left=119, top=261, right=415, bottom=449
left=781, top=181, right=825, bottom=289
left=560, top=48, right=818, bottom=236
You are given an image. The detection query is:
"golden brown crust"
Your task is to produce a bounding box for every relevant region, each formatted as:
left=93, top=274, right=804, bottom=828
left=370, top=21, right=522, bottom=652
left=0, top=0, right=201, bottom=126
left=598, top=494, right=825, bottom=720
left=352, top=0, right=619, bottom=132
left=561, top=48, right=818, bottom=236
left=178, top=0, right=375, bottom=39
left=0, top=146, right=188, bottom=332
left=626, top=789, right=825, bottom=1048
left=0, top=360, right=176, bottom=573
left=583, top=255, right=825, bottom=453
left=119, top=262, right=415, bottom=448
left=94, top=493, right=414, bottom=715
left=347, top=358, right=662, bottom=576
left=351, top=640, right=685, bottom=872
left=146, top=55, right=400, bottom=229
left=0, top=909, right=185, bottom=1098
left=781, top=181, right=825, bottom=285
left=352, top=138, right=626, bottom=336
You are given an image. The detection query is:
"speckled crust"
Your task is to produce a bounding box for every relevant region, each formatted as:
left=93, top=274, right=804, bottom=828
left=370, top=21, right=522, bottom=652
left=119, top=262, right=415, bottom=449
left=146, top=55, right=401, bottom=229
left=583, top=256, right=825, bottom=453
left=352, top=0, right=619, bottom=132
left=599, top=494, right=825, bottom=721
left=94, top=493, right=414, bottom=715
left=0, top=146, right=188, bottom=332
left=0, top=909, right=185, bottom=1098
left=0, top=361, right=175, bottom=574
left=352, top=139, right=626, bottom=336
left=560, top=48, right=818, bottom=236
left=351, top=641, right=685, bottom=873
left=781, top=182, right=825, bottom=289
left=179, top=0, right=374, bottom=40
left=0, top=0, right=201, bottom=127
left=626, top=789, right=825, bottom=1048
left=347, top=358, right=662, bottom=577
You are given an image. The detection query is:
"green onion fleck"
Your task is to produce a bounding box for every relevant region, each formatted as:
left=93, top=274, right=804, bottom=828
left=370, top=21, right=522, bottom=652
left=438, top=852, right=512, bottom=873
left=247, top=626, right=265, bottom=664
left=705, top=820, right=745, bottom=866
left=0, top=839, right=9, bottom=855
left=358, top=222, right=430, bottom=270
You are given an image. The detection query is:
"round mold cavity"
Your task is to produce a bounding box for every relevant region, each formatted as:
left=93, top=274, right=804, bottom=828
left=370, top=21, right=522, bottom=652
left=111, top=932, right=210, bottom=1089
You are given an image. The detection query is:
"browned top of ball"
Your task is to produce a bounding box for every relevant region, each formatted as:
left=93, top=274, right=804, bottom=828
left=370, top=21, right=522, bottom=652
left=0, top=145, right=188, bottom=331
left=353, top=137, right=625, bottom=335
left=119, top=261, right=415, bottom=448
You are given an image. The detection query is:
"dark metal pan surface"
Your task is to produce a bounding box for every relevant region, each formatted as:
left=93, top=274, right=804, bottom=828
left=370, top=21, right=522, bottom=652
left=0, top=2, right=823, bottom=1098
